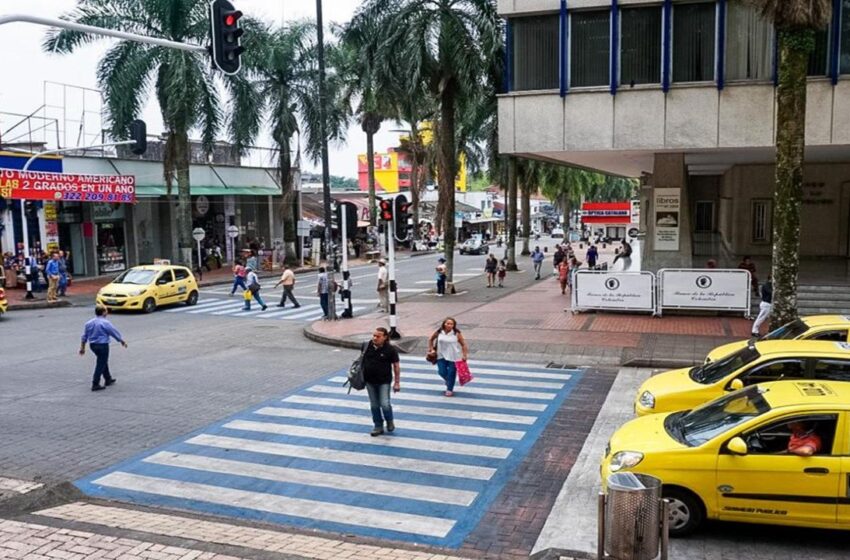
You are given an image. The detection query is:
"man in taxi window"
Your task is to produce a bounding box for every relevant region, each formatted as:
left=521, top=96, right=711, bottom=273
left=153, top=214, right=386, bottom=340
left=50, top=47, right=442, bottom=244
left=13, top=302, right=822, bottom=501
left=787, top=421, right=822, bottom=456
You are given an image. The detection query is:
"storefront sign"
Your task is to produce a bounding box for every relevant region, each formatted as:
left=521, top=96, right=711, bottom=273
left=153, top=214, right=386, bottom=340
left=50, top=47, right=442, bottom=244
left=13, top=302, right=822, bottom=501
left=654, top=188, right=680, bottom=251
left=581, top=202, right=631, bottom=224
left=658, top=269, right=751, bottom=316
left=44, top=201, right=60, bottom=252
left=196, top=195, right=210, bottom=215
left=92, top=203, right=126, bottom=222
left=572, top=271, right=656, bottom=313
left=0, top=169, right=135, bottom=203
left=630, top=199, right=640, bottom=224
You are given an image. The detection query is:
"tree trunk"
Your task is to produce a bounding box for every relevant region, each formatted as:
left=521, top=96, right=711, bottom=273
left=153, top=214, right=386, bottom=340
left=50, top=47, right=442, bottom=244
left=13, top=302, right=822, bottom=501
left=506, top=157, right=518, bottom=271
left=410, top=150, right=421, bottom=240
left=521, top=180, right=531, bottom=255
left=438, top=85, right=457, bottom=286
left=174, top=128, right=193, bottom=266
left=770, top=29, right=811, bottom=329
left=366, top=129, right=377, bottom=227
left=278, top=135, right=297, bottom=263
left=562, top=193, right=570, bottom=230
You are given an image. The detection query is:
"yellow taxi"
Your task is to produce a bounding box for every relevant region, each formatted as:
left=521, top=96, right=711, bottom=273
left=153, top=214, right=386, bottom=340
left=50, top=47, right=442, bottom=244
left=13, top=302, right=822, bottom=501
left=635, top=340, right=850, bottom=416
left=602, top=381, right=850, bottom=536
left=0, top=285, right=7, bottom=316
left=96, top=264, right=199, bottom=313
left=706, top=315, right=850, bottom=363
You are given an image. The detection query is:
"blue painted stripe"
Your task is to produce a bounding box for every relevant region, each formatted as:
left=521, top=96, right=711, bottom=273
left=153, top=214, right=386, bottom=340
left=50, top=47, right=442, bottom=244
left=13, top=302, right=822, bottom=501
left=351, top=373, right=563, bottom=394
left=111, top=462, right=467, bottom=519
left=401, top=364, right=574, bottom=384
left=662, top=0, right=672, bottom=92
left=313, top=381, right=559, bottom=404
left=213, top=427, right=506, bottom=469
left=401, top=359, right=580, bottom=376
left=717, top=0, right=726, bottom=90
left=174, top=443, right=488, bottom=491
left=260, top=401, right=536, bottom=430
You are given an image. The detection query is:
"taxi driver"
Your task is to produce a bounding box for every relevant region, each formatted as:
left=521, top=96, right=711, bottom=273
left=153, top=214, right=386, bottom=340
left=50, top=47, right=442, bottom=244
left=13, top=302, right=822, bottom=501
left=787, top=421, right=822, bottom=456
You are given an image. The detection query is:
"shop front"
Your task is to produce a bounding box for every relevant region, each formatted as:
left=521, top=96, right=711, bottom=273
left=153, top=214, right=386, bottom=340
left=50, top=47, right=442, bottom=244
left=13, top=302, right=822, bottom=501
left=92, top=203, right=129, bottom=274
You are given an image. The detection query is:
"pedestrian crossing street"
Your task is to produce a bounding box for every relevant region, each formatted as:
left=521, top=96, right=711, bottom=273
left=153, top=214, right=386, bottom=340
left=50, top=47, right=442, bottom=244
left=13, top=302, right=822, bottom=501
left=163, top=297, right=365, bottom=323
left=75, top=357, right=582, bottom=548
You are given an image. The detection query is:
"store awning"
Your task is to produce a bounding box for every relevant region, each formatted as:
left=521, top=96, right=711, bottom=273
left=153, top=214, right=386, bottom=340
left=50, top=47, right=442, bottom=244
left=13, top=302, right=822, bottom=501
left=63, top=157, right=282, bottom=197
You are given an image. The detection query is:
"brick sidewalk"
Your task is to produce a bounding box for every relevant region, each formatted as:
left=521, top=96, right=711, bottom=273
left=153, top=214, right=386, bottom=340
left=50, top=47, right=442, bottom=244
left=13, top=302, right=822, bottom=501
left=309, top=274, right=755, bottom=367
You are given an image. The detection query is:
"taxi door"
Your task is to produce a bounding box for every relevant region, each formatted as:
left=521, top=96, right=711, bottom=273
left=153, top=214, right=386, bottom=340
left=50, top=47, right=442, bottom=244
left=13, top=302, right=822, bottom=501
left=716, top=413, right=842, bottom=526
left=836, top=414, right=850, bottom=526
left=154, top=269, right=176, bottom=304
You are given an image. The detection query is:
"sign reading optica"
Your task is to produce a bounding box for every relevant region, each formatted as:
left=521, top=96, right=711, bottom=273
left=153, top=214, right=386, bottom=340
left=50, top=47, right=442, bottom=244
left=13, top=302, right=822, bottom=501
left=581, top=202, right=631, bottom=224
left=0, top=168, right=136, bottom=203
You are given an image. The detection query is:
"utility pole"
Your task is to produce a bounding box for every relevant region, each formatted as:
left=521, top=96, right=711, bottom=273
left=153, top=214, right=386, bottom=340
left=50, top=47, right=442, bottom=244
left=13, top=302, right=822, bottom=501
left=315, top=0, right=336, bottom=320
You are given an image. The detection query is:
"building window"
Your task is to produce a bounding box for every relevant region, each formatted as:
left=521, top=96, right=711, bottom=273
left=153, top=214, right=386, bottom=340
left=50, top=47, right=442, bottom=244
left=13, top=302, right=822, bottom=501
left=752, top=199, right=771, bottom=243
left=673, top=2, right=716, bottom=82
left=726, top=1, right=774, bottom=80
left=620, top=7, right=662, bottom=85
left=808, top=28, right=831, bottom=76
left=512, top=15, right=560, bottom=91
left=571, top=10, right=610, bottom=87
left=841, top=0, right=850, bottom=74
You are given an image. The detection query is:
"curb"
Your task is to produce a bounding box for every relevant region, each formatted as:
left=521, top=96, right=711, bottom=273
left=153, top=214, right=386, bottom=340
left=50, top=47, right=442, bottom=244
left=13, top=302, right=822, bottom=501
left=8, top=299, right=73, bottom=311
left=622, top=357, right=698, bottom=369
left=302, top=325, right=423, bottom=354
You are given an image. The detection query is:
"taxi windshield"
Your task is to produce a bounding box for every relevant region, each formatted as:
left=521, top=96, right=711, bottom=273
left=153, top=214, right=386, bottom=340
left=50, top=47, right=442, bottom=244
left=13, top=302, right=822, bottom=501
left=668, top=386, right=770, bottom=447
left=113, top=269, right=157, bottom=285
left=762, top=319, right=808, bottom=341
left=689, top=346, right=760, bottom=384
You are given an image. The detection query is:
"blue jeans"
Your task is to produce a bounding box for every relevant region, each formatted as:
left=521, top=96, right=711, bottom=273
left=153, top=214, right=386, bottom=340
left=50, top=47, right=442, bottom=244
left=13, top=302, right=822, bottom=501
left=437, top=358, right=457, bottom=392
left=366, top=382, right=393, bottom=427
left=89, top=343, right=114, bottom=387
left=251, top=289, right=266, bottom=307
left=230, top=276, right=247, bottom=295
left=319, top=293, right=329, bottom=317
left=436, top=276, right=446, bottom=295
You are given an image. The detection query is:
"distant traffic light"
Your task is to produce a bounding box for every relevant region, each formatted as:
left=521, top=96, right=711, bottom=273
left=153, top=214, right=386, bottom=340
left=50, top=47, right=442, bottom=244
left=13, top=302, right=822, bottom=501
left=129, top=119, right=147, bottom=155
left=336, top=202, right=358, bottom=238
left=378, top=198, right=393, bottom=222
left=394, top=194, right=411, bottom=241
left=209, top=0, right=244, bottom=75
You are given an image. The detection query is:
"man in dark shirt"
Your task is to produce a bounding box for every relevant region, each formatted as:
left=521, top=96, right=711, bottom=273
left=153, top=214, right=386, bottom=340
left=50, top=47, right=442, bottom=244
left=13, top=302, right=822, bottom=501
left=362, top=327, right=401, bottom=436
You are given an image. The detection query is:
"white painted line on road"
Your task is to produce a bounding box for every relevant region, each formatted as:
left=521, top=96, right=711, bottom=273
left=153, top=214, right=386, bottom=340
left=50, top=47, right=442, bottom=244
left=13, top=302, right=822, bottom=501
left=306, top=385, right=548, bottom=411
left=398, top=371, right=565, bottom=390
left=164, top=299, right=225, bottom=312
left=327, top=377, right=557, bottom=401
left=402, top=356, right=560, bottom=372
left=261, top=304, right=321, bottom=319
left=254, top=407, right=526, bottom=441
left=401, top=363, right=573, bottom=381
left=93, top=472, right=455, bottom=538
left=186, top=434, right=496, bottom=480
left=143, top=452, right=477, bottom=506
left=281, top=395, right=537, bottom=425
left=183, top=301, right=244, bottom=314
left=224, top=420, right=512, bottom=459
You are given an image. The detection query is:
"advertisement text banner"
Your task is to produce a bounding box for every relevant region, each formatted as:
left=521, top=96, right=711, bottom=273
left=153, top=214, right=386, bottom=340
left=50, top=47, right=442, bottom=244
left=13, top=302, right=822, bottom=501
left=0, top=168, right=136, bottom=204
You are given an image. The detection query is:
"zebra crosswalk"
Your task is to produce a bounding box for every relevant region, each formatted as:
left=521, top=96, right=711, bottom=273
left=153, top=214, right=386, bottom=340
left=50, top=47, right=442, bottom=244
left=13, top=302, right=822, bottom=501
left=163, top=297, right=364, bottom=322
left=74, top=357, right=582, bottom=548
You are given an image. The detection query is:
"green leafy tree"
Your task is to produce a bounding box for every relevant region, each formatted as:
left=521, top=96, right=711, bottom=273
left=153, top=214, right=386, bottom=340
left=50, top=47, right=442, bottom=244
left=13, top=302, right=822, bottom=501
left=353, top=0, right=501, bottom=285
left=44, top=0, right=242, bottom=265
left=746, top=0, right=832, bottom=327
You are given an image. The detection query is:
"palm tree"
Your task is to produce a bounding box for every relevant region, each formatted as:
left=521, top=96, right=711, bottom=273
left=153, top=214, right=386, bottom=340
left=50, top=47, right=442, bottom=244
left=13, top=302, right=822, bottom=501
left=240, top=21, right=349, bottom=262
left=746, top=0, right=831, bottom=327
left=43, top=0, right=230, bottom=265
left=353, top=0, right=501, bottom=286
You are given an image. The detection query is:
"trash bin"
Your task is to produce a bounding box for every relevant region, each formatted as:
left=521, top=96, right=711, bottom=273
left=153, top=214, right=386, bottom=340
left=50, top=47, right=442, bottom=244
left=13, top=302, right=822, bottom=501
left=604, top=472, right=662, bottom=560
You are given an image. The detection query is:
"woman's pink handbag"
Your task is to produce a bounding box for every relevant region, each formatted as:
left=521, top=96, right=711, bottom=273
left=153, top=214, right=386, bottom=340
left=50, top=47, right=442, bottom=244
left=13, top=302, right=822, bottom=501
left=455, top=360, right=473, bottom=386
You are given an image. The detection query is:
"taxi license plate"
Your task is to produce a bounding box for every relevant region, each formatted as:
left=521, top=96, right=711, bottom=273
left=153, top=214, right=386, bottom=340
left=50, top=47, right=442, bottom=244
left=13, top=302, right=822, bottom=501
left=104, top=299, right=119, bottom=305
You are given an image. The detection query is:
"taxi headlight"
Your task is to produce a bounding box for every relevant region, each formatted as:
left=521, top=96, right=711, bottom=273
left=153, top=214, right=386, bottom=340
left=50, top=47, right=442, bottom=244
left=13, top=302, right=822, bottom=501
left=129, top=288, right=147, bottom=297
left=610, top=451, right=644, bottom=472
left=638, top=390, right=655, bottom=409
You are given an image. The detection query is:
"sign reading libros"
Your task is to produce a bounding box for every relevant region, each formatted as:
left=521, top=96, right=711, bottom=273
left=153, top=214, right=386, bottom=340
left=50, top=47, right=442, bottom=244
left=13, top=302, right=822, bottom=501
left=0, top=169, right=136, bottom=203
left=654, top=188, right=680, bottom=251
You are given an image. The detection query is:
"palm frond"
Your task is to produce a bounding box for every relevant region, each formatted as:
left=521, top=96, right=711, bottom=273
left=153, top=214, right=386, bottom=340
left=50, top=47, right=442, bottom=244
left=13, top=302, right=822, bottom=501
left=746, top=0, right=832, bottom=29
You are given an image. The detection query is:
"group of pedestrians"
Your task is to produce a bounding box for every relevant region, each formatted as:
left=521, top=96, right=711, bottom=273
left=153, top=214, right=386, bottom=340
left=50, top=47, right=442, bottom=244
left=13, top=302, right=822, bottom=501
left=229, top=259, right=305, bottom=312
left=484, top=254, right=507, bottom=288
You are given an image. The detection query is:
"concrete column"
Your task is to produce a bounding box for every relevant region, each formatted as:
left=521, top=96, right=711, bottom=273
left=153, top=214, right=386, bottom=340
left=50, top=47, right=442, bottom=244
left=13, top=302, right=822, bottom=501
left=643, top=153, right=694, bottom=271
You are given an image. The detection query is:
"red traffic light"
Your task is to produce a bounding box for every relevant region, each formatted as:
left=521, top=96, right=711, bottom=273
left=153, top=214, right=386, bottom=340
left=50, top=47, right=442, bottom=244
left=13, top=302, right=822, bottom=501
left=225, top=14, right=235, bottom=25
left=379, top=199, right=393, bottom=221
left=223, top=10, right=242, bottom=27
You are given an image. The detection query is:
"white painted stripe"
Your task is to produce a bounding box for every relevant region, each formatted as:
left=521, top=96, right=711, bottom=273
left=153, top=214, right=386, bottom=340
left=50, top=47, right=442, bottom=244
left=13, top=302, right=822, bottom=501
left=396, top=288, right=428, bottom=293
left=144, top=452, right=477, bottom=506
left=282, top=395, right=537, bottom=425
left=401, top=356, right=560, bottom=372
left=212, top=305, right=267, bottom=316
left=187, top=434, right=496, bottom=480
left=164, top=299, right=224, bottom=312
left=254, top=407, right=526, bottom=441
left=327, top=377, right=556, bottom=400
left=401, top=363, right=572, bottom=381
left=261, top=305, right=321, bottom=319
left=93, top=472, right=455, bottom=538
left=306, top=385, right=548, bottom=411
left=286, top=310, right=326, bottom=322
left=224, top=420, right=512, bottom=459
left=183, top=301, right=243, bottom=314
left=282, top=306, right=332, bottom=320
left=415, top=280, right=438, bottom=284
left=398, top=371, right=564, bottom=390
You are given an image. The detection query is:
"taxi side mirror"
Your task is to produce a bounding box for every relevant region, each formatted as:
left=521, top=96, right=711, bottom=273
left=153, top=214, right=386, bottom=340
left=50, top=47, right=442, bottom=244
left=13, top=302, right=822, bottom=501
left=727, top=436, right=748, bottom=455
left=728, top=378, right=744, bottom=392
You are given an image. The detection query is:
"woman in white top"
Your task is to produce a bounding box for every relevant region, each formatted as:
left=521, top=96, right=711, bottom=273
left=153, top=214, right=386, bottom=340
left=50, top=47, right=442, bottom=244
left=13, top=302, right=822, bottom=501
left=427, top=317, right=469, bottom=396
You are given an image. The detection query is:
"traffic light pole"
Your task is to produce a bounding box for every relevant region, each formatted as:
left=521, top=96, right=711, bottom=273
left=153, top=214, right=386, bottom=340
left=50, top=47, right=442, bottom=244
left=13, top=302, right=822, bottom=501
left=387, top=219, right=401, bottom=340
left=340, top=209, right=354, bottom=319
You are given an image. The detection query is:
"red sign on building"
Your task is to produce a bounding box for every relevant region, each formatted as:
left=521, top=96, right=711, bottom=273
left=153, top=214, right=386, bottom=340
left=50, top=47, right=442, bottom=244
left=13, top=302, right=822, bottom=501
left=0, top=168, right=136, bottom=203
left=581, top=202, right=631, bottom=224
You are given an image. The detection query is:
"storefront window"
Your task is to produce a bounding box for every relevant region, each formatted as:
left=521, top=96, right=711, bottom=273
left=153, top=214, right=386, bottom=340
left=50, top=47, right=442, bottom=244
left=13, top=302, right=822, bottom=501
left=571, top=10, right=610, bottom=87
left=726, top=1, right=774, bottom=81
left=93, top=203, right=127, bottom=274
left=673, top=2, right=716, bottom=83
left=512, top=15, right=560, bottom=91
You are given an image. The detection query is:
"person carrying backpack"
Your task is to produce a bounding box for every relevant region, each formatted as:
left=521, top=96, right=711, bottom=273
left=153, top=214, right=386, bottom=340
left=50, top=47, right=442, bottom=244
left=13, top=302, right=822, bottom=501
left=361, top=327, right=401, bottom=436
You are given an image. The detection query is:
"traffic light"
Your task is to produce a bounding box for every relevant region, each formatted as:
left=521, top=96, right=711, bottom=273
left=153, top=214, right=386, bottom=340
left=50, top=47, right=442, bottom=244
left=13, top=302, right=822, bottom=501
left=129, top=119, right=147, bottom=155
left=336, top=202, right=358, bottom=238
left=209, top=0, right=244, bottom=75
left=394, top=194, right=411, bottom=241
left=378, top=198, right=393, bottom=222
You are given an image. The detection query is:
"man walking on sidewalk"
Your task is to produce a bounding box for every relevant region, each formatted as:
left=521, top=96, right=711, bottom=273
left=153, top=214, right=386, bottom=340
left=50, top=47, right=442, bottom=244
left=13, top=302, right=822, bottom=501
left=362, top=327, right=401, bottom=436
left=274, top=263, right=301, bottom=308
left=79, top=306, right=127, bottom=391
left=317, top=267, right=331, bottom=319
left=376, top=259, right=389, bottom=312
left=531, top=246, right=545, bottom=280
left=45, top=252, right=61, bottom=303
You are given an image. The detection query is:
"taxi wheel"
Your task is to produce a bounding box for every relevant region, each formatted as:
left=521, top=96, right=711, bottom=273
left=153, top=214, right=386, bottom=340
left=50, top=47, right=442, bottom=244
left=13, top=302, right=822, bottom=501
left=663, top=487, right=704, bottom=537
left=186, top=290, right=199, bottom=306
left=142, top=297, right=157, bottom=314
